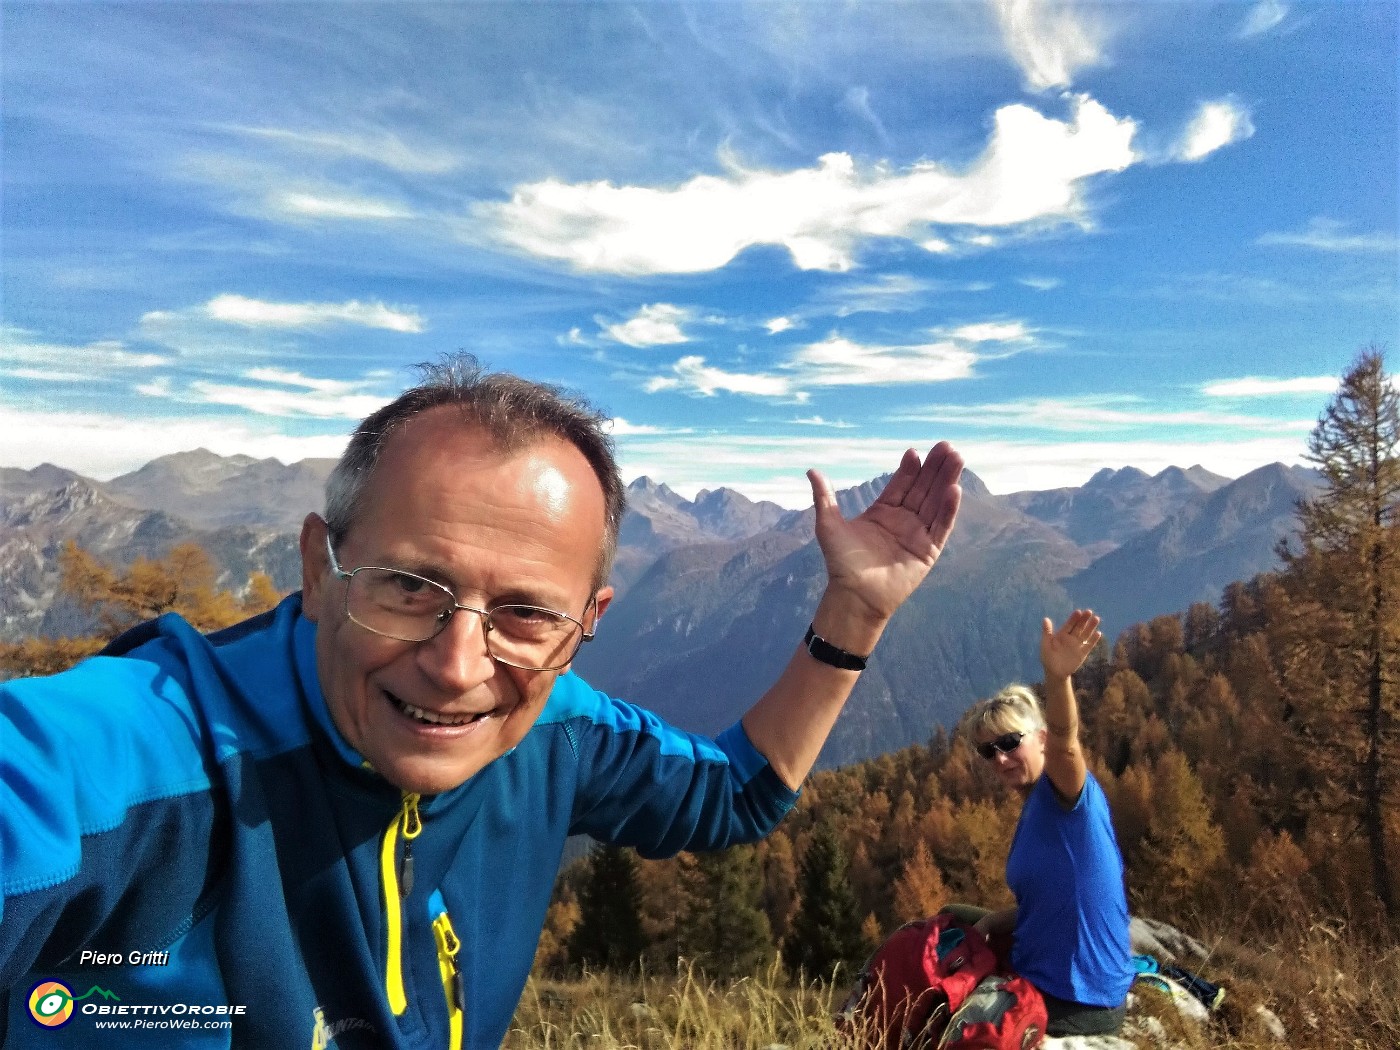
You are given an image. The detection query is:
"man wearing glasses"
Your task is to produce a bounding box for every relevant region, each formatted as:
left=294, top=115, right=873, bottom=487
left=0, top=356, right=963, bottom=1049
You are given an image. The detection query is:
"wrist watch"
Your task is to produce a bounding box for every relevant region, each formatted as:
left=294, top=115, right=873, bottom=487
left=802, top=623, right=869, bottom=672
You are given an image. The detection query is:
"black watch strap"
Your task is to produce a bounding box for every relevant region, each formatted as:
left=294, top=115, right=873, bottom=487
left=803, top=623, right=868, bottom=672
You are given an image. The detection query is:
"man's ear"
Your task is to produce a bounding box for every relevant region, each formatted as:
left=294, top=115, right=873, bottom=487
left=591, top=585, right=614, bottom=627
left=299, top=514, right=328, bottom=623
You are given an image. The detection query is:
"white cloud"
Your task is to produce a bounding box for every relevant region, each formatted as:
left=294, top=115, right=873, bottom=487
left=892, top=395, right=1312, bottom=435
left=1238, top=1, right=1288, bottom=38
left=601, top=303, right=694, bottom=347
left=642, top=319, right=1031, bottom=399
left=1173, top=100, right=1254, bottom=162
left=131, top=368, right=392, bottom=420
left=765, top=316, right=796, bottom=335
left=227, top=125, right=461, bottom=175
left=645, top=355, right=796, bottom=398
left=1018, top=275, right=1062, bottom=291
left=615, top=424, right=1310, bottom=507
left=0, top=404, right=351, bottom=480
left=0, top=328, right=169, bottom=378
left=943, top=321, right=1032, bottom=344
left=1202, top=376, right=1338, bottom=397
left=272, top=191, right=413, bottom=221
left=606, top=418, right=668, bottom=436
left=1258, top=218, right=1398, bottom=254
left=786, top=335, right=980, bottom=387
left=201, top=294, right=424, bottom=333
left=840, top=86, right=888, bottom=142
left=823, top=275, right=949, bottom=317
left=792, top=416, right=856, bottom=429
left=990, top=0, right=1105, bottom=92
left=481, top=96, right=1137, bottom=275
left=954, top=435, right=1311, bottom=494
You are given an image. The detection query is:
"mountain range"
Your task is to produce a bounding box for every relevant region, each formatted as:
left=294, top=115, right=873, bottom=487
left=0, top=449, right=1320, bottom=764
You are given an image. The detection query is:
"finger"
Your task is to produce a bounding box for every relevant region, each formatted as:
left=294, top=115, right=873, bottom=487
left=924, top=480, right=962, bottom=551
left=807, top=468, right=842, bottom=529
left=903, top=441, right=958, bottom=517
left=912, top=445, right=968, bottom=529
left=874, top=448, right=924, bottom=508
left=1042, top=617, right=1055, bottom=639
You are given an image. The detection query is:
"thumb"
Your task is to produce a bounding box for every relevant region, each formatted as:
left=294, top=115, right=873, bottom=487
left=1042, top=617, right=1054, bottom=638
left=807, top=468, right=840, bottom=526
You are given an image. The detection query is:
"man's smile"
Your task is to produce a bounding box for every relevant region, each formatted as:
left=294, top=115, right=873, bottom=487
left=384, top=689, right=498, bottom=730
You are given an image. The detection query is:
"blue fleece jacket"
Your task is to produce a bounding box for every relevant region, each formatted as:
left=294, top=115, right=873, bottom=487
left=0, top=595, right=798, bottom=1048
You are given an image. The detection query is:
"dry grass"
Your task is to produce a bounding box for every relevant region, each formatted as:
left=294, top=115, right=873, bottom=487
left=507, top=924, right=1400, bottom=1050
left=506, top=959, right=867, bottom=1049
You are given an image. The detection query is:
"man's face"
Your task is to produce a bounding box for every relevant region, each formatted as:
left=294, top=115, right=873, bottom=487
left=300, top=407, right=613, bottom=795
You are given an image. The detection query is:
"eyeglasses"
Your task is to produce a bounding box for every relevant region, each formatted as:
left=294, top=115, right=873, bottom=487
left=975, top=732, right=1024, bottom=761
left=324, top=534, right=595, bottom=671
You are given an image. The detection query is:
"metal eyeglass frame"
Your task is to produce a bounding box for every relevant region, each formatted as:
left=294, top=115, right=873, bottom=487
left=324, top=532, right=595, bottom=671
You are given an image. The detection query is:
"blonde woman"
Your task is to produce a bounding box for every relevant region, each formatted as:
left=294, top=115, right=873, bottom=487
left=960, top=609, right=1133, bottom=1038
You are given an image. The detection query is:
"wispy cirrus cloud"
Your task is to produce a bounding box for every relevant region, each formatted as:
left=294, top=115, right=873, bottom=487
left=644, top=356, right=799, bottom=399
left=989, top=0, right=1106, bottom=92
left=642, top=322, right=1031, bottom=400
left=1202, top=375, right=1338, bottom=397
left=157, top=294, right=426, bottom=333
left=817, top=274, right=992, bottom=318
left=481, top=95, right=1137, bottom=275
left=1238, top=1, right=1289, bottom=39
left=1171, top=99, right=1255, bottom=162
left=0, top=327, right=168, bottom=382
left=891, top=394, right=1311, bottom=434
left=137, top=367, right=392, bottom=419
left=271, top=190, right=415, bottom=221
left=600, top=303, right=695, bottom=347
left=605, top=417, right=685, bottom=437
left=1018, top=275, right=1062, bottom=291
left=224, top=125, right=462, bottom=175
left=1258, top=217, right=1398, bottom=254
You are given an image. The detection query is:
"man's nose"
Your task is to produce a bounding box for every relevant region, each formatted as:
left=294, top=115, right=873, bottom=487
left=416, top=608, right=496, bottom=691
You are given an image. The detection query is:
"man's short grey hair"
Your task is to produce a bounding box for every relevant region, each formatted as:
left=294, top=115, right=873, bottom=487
left=325, top=354, right=625, bottom=588
left=960, top=684, right=1046, bottom=743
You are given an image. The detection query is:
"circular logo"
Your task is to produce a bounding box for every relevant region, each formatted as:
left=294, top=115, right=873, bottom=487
left=28, top=980, right=75, bottom=1028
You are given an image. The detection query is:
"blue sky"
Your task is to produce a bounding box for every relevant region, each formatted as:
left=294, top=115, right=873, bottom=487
left=3, top=0, right=1396, bottom=506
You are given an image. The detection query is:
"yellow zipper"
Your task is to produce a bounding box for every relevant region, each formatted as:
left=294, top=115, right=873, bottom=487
left=432, top=909, right=464, bottom=1050
left=380, top=792, right=422, bottom=1016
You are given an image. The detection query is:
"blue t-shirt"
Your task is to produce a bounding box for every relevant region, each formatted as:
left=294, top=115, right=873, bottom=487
left=1006, top=771, right=1132, bottom=1007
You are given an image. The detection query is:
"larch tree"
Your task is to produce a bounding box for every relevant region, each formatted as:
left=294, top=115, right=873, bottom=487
left=0, top=541, right=284, bottom=679
left=1276, top=346, right=1400, bottom=928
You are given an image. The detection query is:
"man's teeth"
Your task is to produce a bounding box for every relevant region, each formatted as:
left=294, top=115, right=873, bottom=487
left=395, top=697, right=480, bottom=726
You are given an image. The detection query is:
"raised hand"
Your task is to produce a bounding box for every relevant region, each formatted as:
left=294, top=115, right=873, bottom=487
left=807, top=442, right=963, bottom=626
left=1040, top=609, right=1103, bottom=681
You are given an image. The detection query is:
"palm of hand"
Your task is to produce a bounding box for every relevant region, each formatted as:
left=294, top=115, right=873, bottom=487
left=1040, top=610, right=1102, bottom=679
left=818, top=501, right=942, bottom=618
left=809, top=443, right=963, bottom=623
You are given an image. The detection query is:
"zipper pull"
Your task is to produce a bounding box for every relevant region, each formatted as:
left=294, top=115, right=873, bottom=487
left=399, top=792, right=422, bottom=896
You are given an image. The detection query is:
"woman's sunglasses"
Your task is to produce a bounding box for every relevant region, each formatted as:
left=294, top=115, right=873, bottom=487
left=975, top=732, right=1024, bottom=761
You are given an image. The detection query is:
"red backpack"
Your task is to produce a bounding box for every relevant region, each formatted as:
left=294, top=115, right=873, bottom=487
left=938, top=973, right=1047, bottom=1050
left=836, top=912, right=999, bottom=1049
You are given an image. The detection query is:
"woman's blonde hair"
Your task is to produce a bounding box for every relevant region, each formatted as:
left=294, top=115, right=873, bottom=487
left=960, top=684, right=1045, bottom=744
